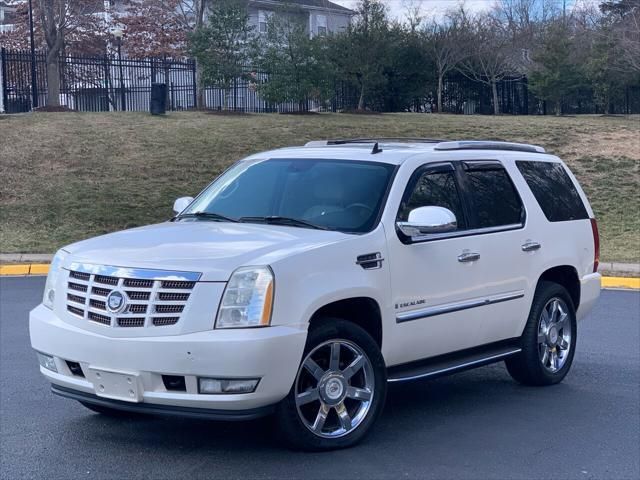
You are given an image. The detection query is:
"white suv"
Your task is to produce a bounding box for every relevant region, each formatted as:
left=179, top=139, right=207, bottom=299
left=30, top=139, right=601, bottom=450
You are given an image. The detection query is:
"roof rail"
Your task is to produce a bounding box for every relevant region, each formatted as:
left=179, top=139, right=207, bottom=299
left=434, top=140, right=545, bottom=154
left=304, top=137, right=445, bottom=147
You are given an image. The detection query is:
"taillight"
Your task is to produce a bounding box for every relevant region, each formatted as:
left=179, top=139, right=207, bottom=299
left=590, top=218, right=600, bottom=273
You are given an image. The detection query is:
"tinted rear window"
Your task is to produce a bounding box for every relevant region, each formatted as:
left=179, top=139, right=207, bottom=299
left=516, top=161, right=588, bottom=222
left=463, top=166, right=524, bottom=228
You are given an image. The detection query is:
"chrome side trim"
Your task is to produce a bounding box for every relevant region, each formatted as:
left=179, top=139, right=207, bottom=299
left=396, top=290, right=525, bottom=323
left=387, top=348, right=522, bottom=383
left=407, top=223, right=524, bottom=243
left=66, top=263, right=202, bottom=281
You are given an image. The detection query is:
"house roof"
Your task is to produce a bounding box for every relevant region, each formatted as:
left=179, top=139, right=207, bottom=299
left=250, top=0, right=353, bottom=14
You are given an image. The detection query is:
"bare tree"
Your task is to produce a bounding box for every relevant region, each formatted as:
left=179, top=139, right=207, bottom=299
left=613, top=4, right=640, bottom=72
left=117, top=0, right=207, bottom=107
left=35, top=0, right=107, bottom=107
left=457, top=13, right=521, bottom=115
left=423, top=9, right=467, bottom=113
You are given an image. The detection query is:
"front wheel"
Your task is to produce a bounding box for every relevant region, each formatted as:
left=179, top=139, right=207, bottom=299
left=276, top=319, right=387, bottom=451
left=506, top=281, right=577, bottom=386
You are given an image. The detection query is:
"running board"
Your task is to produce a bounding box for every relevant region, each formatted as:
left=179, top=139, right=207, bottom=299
left=387, top=340, right=522, bottom=383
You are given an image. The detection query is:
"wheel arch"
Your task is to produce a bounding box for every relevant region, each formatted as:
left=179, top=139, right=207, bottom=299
left=536, top=265, right=581, bottom=310
left=308, top=297, right=383, bottom=349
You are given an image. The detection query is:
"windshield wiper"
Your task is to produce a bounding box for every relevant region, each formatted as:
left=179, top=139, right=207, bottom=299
left=177, top=211, right=239, bottom=223
left=239, top=216, right=328, bottom=230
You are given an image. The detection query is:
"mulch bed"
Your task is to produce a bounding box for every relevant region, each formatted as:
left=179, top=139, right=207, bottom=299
left=340, top=109, right=382, bottom=115
left=34, top=105, right=75, bottom=112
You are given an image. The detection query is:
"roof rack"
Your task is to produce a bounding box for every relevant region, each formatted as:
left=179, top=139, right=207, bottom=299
left=305, top=137, right=445, bottom=147
left=434, top=141, right=545, bottom=154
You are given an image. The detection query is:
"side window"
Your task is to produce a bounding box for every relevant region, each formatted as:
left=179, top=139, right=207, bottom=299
left=462, top=163, right=524, bottom=228
left=516, top=161, right=589, bottom=222
left=398, top=166, right=466, bottom=229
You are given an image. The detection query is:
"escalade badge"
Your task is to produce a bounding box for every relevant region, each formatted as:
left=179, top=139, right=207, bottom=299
left=106, top=290, right=128, bottom=314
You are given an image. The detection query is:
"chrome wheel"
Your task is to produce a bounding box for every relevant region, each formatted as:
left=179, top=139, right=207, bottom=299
left=537, top=298, right=572, bottom=373
left=295, top=339, right=375, bottom=439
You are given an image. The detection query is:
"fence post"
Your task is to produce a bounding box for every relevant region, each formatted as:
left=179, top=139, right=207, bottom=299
left=233, top=77, right=237, bottom=111
left=0, top=48, right=5, bottom=114
left=191, top=60, right=197, bottom=109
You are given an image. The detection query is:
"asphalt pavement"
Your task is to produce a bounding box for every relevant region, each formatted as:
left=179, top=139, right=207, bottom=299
left=1, top=276, right=638, bottom=480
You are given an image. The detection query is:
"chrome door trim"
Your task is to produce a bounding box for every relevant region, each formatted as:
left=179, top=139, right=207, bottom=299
left=405, top=223, right=524, bottom=243
left=396, top=290, right=525, bottom=323
left=66, top=263, right=202, bottom=281
left=387, top=348, right=522, bottom=383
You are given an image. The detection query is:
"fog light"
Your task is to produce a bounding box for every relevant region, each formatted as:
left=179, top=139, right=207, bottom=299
left=37, top=352, right=57, bottom=372
left=198, top=378, right=259, bottom=394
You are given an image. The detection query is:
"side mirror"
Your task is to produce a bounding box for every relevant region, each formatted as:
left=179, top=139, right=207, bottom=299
left=396, top=206, right=457, bottom=238
left=173, top=196, right=194, bottom=215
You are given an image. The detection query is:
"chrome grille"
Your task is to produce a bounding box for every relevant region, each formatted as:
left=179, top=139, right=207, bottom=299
left=89, top=299, right=106, bottom=310
left=153, top=317, right=179, bottom=326
left=155, top=304, right=184, bottom=314
left=70, top=271, right=90, bottom=281
left=68, top=282, right=88, bottom=293
left=128, top=304, right=148, bottom=314
left=92, top=286, right=111, bottom=297
left=64, top=265, right=198, bottom=329
left=124, top=279, right=154, bottom=288
left=118, top=318, right=145, bottom=327
left=158, top=292, right=190, bottom=302
left=127, top=291, right=151, bottom=301
left=162, top=280, right=195, bottom=289
left=88, top=311, right=111, bottom=325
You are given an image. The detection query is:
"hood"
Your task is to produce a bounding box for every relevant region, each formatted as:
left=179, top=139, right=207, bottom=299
left=64, top=221, right=350, bottom=281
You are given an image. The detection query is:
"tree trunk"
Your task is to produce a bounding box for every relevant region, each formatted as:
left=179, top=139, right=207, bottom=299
left=437, top=74, right=443, bottom=113
left=164, top=61, right=170, bottom=110
left=357, top=84, right=365, bottom=110
left=46, top=51, right=60, bottom=107
left=555, top=99, right=562, bottom=116
left=195, top=57, right=205, bottom=109
left=491, top=78, right=499, bottom=115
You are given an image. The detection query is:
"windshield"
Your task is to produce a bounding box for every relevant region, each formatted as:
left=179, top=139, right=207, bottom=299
left=181, top=158, right=396, bottom=233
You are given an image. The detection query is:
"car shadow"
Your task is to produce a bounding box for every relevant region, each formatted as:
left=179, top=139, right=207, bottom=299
left=59, top=362, right=573, bottom=454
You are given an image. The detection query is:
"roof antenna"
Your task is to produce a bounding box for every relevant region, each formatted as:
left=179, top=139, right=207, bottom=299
left=371, top=142, right=383, bottom=154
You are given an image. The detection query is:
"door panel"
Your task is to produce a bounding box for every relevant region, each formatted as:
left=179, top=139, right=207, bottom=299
left=386, top=160, right=534, bottom=367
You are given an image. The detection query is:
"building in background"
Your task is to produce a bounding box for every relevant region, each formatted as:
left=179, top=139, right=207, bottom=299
left=0, top=1, right=17, bottom=34
left=248, top=0, right=352, bottom=38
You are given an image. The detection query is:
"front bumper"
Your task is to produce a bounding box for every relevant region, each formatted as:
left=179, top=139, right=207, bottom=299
left=29, top=304, right=307, bottom=412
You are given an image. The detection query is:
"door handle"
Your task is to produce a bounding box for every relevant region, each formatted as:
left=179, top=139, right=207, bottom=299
left=458, top=252, right=480, bottom=263
left=521, top=241, right=541, bottom=252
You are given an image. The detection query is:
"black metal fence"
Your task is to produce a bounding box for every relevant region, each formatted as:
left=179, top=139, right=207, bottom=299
left=0, top=49, right=355, bottom=113
left=1, top=48, right=638, bottom=114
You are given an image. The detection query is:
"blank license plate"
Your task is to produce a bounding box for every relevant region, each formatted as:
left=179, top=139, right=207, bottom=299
left=88, top=368, right=142, bottom=403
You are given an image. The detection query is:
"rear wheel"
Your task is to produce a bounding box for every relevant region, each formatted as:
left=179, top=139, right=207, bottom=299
left=506, top=281, right=577, bottom=386
left=276, top=319, right=387, bottom=451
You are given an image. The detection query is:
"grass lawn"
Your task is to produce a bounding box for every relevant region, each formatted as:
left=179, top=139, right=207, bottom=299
left=1, top=112, right=638, bottom=262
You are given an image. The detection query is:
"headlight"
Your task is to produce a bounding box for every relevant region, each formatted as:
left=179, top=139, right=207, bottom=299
left=216, top=266, right=274, bottom=328
left=43, top=249, right=69, bottom=310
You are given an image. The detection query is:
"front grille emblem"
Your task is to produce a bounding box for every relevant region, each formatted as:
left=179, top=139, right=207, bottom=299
left=106, top=290, right=128, bottom=314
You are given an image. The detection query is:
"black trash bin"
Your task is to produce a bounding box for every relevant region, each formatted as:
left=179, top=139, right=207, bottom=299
left=150, top=83, right=167, bottom=115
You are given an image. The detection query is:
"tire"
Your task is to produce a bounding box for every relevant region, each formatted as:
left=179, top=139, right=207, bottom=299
left=79, top=401, right=143, bottom=418
left=506, top=281, right=577, bottom=386
left=275, top=318, right=387, bottom=451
